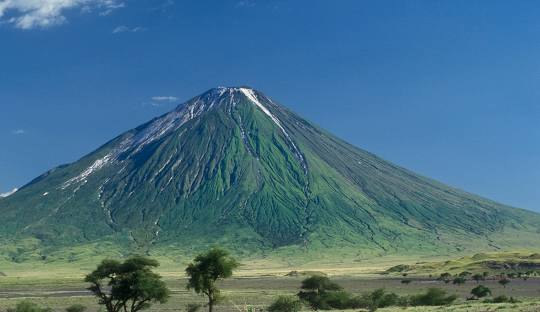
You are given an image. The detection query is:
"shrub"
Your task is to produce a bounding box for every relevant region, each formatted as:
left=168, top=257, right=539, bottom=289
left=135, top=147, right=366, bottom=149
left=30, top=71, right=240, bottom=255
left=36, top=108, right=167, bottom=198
left=298, top=291, right=329, bottom=310
left=356, top=289, right=401, bottom=311
left=408, top=288, right=457, bottom=306
left=470, top=285, right=491, bottom=299
left=375, top=291, right=400, bottom=308
left=267, top=296, right=302, bottom=312
left=65, top=305, right=86, bottom=312
left=299, top=290, right=356, bottom=310
left=484, top=295, right=519, bottom=303
left=453, top=276, right=466, bottom=285
left=472, top=273, right=484, bottom=283
left=299, top=276, right=342, bottom=293
left=7, top=301, right=52, bottom=312
left=323, top=291, right=354, bottom=309
left=297, top=276, right=346, bottom=310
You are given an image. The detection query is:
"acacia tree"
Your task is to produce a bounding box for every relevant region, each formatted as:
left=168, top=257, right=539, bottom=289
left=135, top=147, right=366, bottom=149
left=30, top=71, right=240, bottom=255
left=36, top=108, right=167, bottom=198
left=471, top=285, right=491, bottom=299
left=297, top=275, right=344, bottom=310
left=85, top=256, right=170, bottom=312
left=185, top=248, right=239, bottom=312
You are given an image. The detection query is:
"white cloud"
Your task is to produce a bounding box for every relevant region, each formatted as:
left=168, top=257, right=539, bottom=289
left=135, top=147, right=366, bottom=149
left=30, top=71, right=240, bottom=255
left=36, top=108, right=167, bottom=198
left=112, top=24, right=145, bottom=33
left=236, top=0, right=255, bottom=8
left=142, top=95, right=178, bottom=108
left=11, top=129, right=26, bottom=135
left=0, top=0, right=124, bottom=29
left=151, top=96, right=178, bottom=102
left=0, top=188, right=18, bottom=197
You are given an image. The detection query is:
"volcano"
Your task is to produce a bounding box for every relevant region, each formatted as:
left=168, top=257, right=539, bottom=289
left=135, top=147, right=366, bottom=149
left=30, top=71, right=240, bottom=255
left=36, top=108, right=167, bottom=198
left=1, top=87, right=539, bottom=262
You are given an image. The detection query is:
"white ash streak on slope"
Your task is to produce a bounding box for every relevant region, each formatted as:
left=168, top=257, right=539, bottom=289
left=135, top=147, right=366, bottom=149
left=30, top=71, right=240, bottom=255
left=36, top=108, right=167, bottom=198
left=239, top=88, right=307, bottom=173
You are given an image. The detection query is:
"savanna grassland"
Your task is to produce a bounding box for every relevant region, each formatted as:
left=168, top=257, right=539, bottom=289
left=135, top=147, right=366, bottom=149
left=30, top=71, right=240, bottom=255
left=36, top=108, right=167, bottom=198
left=2, top=252, right=540, bottom=312
left=2, top=274, right=540, bottom=311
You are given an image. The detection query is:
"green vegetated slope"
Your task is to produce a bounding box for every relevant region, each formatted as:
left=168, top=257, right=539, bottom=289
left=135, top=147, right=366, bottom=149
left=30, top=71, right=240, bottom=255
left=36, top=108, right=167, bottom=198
left=1, top=87, right=539, bottom=264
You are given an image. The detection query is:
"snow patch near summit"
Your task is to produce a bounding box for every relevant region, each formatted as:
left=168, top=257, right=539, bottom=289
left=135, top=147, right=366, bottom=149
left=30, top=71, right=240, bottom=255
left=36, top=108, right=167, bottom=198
left=240, top=88, right=284, bottom=131
left=62, top=154, right=113, bottom=189
left=0, top=188, right=18, bottom=198
left=239, top=88, right=307, bottom=173
left=60, top=97, right=209, bottom=189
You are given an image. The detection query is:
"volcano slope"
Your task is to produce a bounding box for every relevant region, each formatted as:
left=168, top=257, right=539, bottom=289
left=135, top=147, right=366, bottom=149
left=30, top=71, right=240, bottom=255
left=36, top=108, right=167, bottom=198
left=1, top=87, right=539, bottom=264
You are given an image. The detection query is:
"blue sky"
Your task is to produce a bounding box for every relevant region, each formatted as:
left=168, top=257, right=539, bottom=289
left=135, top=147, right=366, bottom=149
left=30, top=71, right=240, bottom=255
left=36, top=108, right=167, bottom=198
left=0, top=0, right=539, bottom=211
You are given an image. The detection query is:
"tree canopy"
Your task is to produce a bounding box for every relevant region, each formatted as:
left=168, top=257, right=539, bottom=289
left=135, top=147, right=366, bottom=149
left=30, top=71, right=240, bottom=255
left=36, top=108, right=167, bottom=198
left=185, top=248, right=239, bottom=312
left=297, top=276, right=350, bottom=310
left=300, top=275, right=342, bottom=294
left=85, top=256, right=169, bottom=312
left=471, top=285, right=491, bottom=299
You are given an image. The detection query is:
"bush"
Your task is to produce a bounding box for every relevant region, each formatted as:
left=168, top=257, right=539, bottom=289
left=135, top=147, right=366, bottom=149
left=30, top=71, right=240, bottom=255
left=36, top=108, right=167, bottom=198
left=299, top=276, right=342, bottom=293
left=267, top=296, right=302, bottom=312
left=298, top=290, right=355, bottom=310
left=485, top=295, right=520, bottom=303
left=298, top=291, right=328, bottom=310
left=65, top=305, right=86, bottom=312
left=297, top=275, right=347, bottom=310
left=355, top=289, right=402, bottom=311
left=408, top=288, right=457, bottom=306
left=472, top=273, right=484, bottom=283
left=452, top=277, right=466, bottom=285
left=7, top=301, right=52, bottom=312
left=438, top=273, right=452, bottom=284
left=470, top=285, right=491, bottom=299
left=323, top=291, right=354, bottom=309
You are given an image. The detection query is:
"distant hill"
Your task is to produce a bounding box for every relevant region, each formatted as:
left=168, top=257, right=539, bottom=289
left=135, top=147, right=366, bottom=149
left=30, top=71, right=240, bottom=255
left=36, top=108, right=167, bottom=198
left=1, top=87, right=539, bottom=263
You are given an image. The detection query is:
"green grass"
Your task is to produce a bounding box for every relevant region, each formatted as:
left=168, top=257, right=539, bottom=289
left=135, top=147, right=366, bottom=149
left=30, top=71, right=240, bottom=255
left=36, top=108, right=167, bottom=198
left=4, top=251, right=540, bottom=311
left=335, top=301, right=540, bottom=311
left=3, top=297, right=540, bottom=312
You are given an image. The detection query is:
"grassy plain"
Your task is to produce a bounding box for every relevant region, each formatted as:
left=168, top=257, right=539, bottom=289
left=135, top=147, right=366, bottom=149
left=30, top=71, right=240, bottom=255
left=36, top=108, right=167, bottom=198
left=2, top=275, right=540, bottom=312
left=2, top=252, right=540, bottom=312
